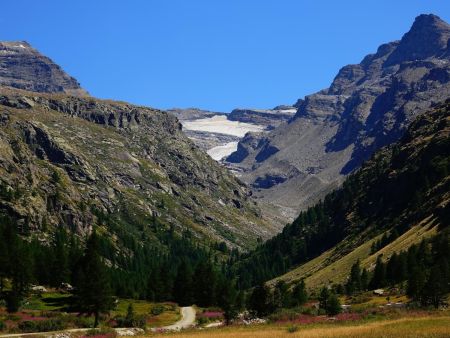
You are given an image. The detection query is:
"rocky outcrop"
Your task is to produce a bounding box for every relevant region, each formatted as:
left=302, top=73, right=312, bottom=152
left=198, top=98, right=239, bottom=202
left=0, top=88, right=279, bottom=250
left=0, top=41, right=88, bottom=96
left=228, top=106, right=296, bottom=129
left=227, top=14, right=450, bottom=217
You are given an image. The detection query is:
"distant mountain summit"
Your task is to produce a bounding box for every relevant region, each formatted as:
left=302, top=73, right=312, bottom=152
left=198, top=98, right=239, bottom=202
left=227, top=14, right=450, bottom=217
left=0, top=41, right=88, bottom=96
left=385, top=14, right=450, bottom=66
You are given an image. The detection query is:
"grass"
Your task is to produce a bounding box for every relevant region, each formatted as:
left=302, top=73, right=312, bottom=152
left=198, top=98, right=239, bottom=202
left=24, top=292, right=73, bottom=311
left=113, top=299, right=180, bottom=328
left=270, top=219, right=438, bottom=290
left=143, top=315, right=450, bottom=337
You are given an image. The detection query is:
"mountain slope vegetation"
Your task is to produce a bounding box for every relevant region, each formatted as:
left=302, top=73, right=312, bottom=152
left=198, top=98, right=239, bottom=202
left=0, top=88, right=278, bottom=252
left=235, top=100, right=450, bottom=289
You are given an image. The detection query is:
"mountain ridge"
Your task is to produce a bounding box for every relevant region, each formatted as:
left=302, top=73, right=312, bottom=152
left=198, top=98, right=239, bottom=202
left=226, top=14, right=450, bottom=218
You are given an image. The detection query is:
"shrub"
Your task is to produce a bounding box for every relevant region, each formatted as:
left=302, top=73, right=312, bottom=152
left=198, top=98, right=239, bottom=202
left=132, top=315, right=146, bottom=329
left=150, top=304, right=165, bottom=316
left=74, top=316, right=95, bottom=328
left=197, top=317, right=208, bottom=325
left=0, top=321, right=5, bottom=331
left=287, top=325, right=299, bottom=333
left=18, top=321, right=37, bottom=333
left=18, top=318, right=66, bottom=332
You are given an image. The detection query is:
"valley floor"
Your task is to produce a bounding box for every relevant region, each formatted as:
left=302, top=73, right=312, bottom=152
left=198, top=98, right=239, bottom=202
left=145, top=314, right=450, bottom=337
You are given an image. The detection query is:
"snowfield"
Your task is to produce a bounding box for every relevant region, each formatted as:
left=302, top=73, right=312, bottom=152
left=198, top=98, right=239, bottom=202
left=207, top=141, right=239, bottom=161
left=182, top=115, right=264, bottom=137
left=180, top=115, right=265, bottom=161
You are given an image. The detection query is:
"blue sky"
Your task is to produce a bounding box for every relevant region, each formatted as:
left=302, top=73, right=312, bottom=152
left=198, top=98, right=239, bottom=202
left=2, top=1, right=450, bottom=112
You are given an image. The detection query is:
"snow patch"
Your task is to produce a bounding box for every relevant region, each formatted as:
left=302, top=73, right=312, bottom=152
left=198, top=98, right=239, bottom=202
left=182, top=115, right=264, bottom=137
left=207, top=141, right=239, bottom=161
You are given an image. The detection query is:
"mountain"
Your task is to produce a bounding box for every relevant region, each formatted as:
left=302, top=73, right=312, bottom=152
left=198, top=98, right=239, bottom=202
left=0, top=88, right=281, bottom=250
left=235, top=99, right=450, bottom=289
left=169, top=106, right=296, bottom=162
left=0, top=42, right=282, bottom=253
left=226, top=14, right=450, bottom=218
left=0, top=41, right=88, bottom=96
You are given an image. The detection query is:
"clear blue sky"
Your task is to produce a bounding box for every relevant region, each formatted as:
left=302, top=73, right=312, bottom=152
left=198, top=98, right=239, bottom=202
left=2, top=1, right=449, bottom=112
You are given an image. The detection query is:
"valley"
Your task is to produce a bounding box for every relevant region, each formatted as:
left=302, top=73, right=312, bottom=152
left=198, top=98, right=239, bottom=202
left=0, top=7, right=449, bottom=338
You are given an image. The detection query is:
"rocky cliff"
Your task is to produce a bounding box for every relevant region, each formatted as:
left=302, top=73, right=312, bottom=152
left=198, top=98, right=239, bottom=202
left=0, top=88, right=279, bottom=252
left=0, top=41, right=88, bottom=96
left=227, top=14, right=450, bottom=218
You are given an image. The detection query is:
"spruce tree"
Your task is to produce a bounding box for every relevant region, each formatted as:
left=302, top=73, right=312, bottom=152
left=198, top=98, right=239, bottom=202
left=326, top=292, right=341, bottom=316
left=173, top=260, right=193, bottom=306
left=74, top=230, right=114, bottom=327
left=292, top=279, right=308, bottom=306
left=318, top=287, right=330, bottom=311
left=370, top=256, right=386, bottom=289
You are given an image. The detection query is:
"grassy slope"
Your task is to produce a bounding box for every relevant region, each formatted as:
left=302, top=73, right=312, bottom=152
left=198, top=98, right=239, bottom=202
left=270, top=217, right=438, bottom=289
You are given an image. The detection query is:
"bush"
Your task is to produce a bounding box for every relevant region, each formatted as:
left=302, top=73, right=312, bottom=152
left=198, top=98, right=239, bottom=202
left=18, top=321, right=37, bottom=333
left=0, top=321, right=5, bottom=331
left=74, top=316, right=95, bottom=328
left=115, top=315, right=146, bottom=329
left=150, top=304, right=165, bottom=316
left=287, top=325, right=299, bottom=333
left=197, top=317, right=208, bottom=325
left=18, top=318, right=67, bottom=333
left=132, top=315, right=146, bottom=329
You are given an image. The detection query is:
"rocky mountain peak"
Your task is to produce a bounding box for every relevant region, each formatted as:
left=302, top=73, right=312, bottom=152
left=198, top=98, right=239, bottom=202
left=0, top=41, right=88, bottom=96
left=385, top=14, right=450, bottom=66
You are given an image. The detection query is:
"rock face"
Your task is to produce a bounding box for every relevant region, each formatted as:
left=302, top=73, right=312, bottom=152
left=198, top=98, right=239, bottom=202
left=228, top=106, right=297, bottom=129
left=227, top=14, right=450, bottom=218
left=0, top=88, right=279, bottom=250
left=0, top=41, right=88, bottom=96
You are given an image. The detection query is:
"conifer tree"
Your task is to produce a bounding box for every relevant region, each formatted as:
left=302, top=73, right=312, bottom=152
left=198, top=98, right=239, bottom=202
left=292, top=279, right=308, bottom=306
left=74, top=230, right=114, bottom=327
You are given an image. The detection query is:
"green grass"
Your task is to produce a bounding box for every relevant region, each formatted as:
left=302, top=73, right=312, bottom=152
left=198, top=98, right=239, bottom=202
left=24, top=292, right=73, bottom=311
left=113, top=299, right=180, bottom=328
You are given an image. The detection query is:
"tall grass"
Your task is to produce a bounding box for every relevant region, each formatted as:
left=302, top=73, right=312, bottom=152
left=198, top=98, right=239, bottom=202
left=150, top=316, right=450, bottom=338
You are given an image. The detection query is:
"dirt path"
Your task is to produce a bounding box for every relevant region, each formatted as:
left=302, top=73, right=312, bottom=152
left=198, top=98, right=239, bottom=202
left=159, top=306, right=196, bottom=331
left=0, top=327, right=144, bottom=337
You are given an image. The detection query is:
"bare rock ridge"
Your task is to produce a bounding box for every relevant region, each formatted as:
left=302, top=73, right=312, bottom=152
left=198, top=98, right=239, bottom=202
left=0, top=41, right=88, bottom=96
left=226, top=14, right=450, bottom=218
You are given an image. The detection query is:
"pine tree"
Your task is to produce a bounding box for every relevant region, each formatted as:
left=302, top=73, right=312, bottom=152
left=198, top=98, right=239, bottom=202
left=326, top=292, right=341, bottom=316
left=247, top=285, right=271, bottom=317
left=360, top=269, right=369, bottom=291
left=173, top=260, right=193, bottom=306
left=194, top=260, right=217, bottom=307
left=407, top=266, right=426, bottom=302
left=346, top=260, right=361, bottom=294
left=74, top=230, right=114, bottom=327
left=370, top=256, right=386, bottom=289
left=292, top=279, right=308, bottom=306
left=50, top=228, right=69, bottom=287
left=318, top=287, right=330, bottom=311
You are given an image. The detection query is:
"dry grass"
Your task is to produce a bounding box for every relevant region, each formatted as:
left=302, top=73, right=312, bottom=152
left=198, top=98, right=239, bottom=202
left=270, top=219, right=438, bottom=290
left=146, top=316, right=450, bottom=337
